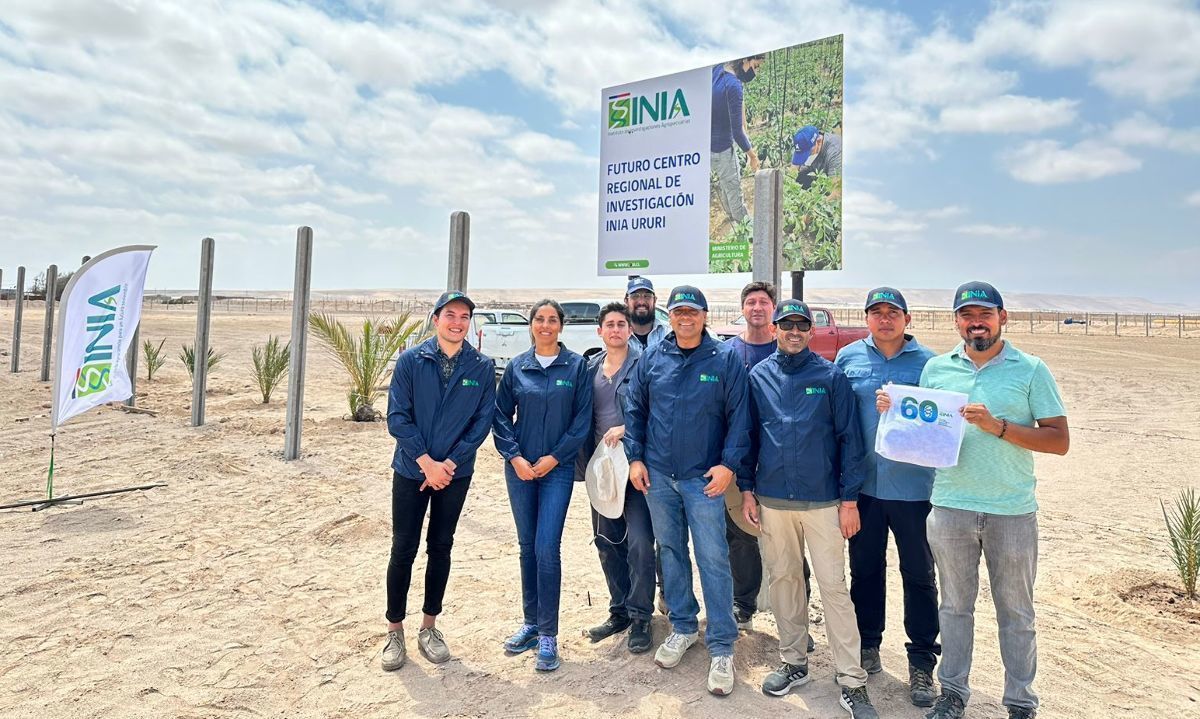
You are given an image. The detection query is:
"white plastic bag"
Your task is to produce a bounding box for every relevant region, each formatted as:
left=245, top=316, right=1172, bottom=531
left=875, top=384, right=969, bottom=468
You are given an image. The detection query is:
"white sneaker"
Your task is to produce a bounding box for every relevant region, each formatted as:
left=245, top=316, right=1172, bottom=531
left=653, top=631, right=699, bottom=668
left=708, top=655, right=735, bottom=696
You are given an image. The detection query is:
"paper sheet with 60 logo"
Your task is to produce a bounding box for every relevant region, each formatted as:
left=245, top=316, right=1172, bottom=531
left=875, top=384, right=970, bottom=468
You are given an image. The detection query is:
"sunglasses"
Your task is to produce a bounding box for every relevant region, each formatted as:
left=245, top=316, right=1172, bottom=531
left=776, top=320, right=812, bottom=331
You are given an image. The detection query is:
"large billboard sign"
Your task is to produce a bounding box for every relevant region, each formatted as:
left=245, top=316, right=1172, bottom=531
left=598, top=34, right=844, bottom=276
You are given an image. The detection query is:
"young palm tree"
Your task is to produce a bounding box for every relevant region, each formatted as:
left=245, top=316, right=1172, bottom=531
left=1162, top=488, right=1200, bottom=599
left=250, top=335, right=291, bottom=404
left=180, top=344, right=225, bottom=379
left=308, top=312, right=419, bottom=421
left=143, top=338, right=167, bottom=381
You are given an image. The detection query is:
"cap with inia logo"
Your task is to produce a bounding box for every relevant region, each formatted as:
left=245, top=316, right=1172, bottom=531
left=865, top=286, right=907, bottom=313
left=773, top=299, right=813, bottom=323
left=952, top=281, right=1003, bottom=311
left=666, top=285, right=707, bottom=311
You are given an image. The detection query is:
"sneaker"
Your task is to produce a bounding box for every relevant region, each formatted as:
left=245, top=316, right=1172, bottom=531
left=381, top=629, right=406, bottom=671
left=839, top=685, right=879, bottom=719
left=1007, top=707, right=1037, bottom=719
left=417, top=626, right=450, bottom=664
left=707, top=655, right=735, bottom=696
left=761, top=661, right=810, bottom=697
left=627, top=619, right=652, bottom=654
left=535, top=635, right=560, bottom=672
left=653, top=631, right=699, bottom=668
left=586, top=613, right=631, bottom=643
left=909, top=664, right=936, bottom=707
left=925, top=691, right=966, bottom=719
left=503, top=623, right=539, bottom=654
left=860, top=646, right=882, bottom=675
left=734, top=607, right=754, bottom=631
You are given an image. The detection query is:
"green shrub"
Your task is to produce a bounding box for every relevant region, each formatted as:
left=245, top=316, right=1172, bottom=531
left=308, top=313, right=419, bottom=421
left=180, top=344, right=225, bottom=379
left=1161, top=488, right=1200, bottom=599
left=142, top=338, right=167, bottom=381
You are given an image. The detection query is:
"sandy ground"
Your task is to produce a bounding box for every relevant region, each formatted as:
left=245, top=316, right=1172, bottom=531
left=1, top=306, right=1198, bottom=719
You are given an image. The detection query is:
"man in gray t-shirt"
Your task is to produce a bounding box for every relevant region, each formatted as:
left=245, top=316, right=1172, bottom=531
left=791, top=125, right=842, bottom=189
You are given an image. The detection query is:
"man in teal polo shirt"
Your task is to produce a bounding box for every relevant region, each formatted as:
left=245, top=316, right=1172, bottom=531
left=880, top=281, right=1069, bottom=719
left=835, top=287, right=939, bottom=708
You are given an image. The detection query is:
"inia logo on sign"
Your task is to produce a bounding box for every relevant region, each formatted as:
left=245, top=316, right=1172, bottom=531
left=900, top=397, right=939, bottom=423
left=608, top=89, right=691, bottom=130
left=73, top=285, right=121, bottom=399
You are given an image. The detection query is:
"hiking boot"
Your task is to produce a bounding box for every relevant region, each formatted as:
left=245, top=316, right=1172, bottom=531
left=860, top=646, right=882, bottom=675
left=1007, top=707, right=1037, bottom=719
left=707, top=655, right=735, bottom=696
left=381, top=629, right=406, bottom=671
left=761, top=661, right=810, bottom=696
left=909, top=664, right=936, bottom=707
left=627, top=619, right=652, bottom=654
left=586, top=613, right=631, bottom=643
left=534, top=636, right=560, bottom=672
left=839, top=685, right=879, bottom=719
left=808, top=634, right=816, bottom=653
left=653, top=631, right=698, bottom=668
left=417, top=626, right=450, bottom=664
left=734, top=607, right=754, bottom=631
left=925, top=691, right=966, bottom=719
left=503, top=623, right=539, bottom=654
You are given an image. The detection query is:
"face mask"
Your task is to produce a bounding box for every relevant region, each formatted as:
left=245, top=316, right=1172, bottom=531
left=735, top=66, right=756, bottom=83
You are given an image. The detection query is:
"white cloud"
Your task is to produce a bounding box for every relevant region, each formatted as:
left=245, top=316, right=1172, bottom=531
left=1185, top=190, right=1200, bottom=207
left=939, top=95, right=1080, bottom=133
left=1004, top=139, right=1142, bottom=184
left=1111, top=114, right=1200, bottom=153
left=953, top=223, right=1042, bottom=239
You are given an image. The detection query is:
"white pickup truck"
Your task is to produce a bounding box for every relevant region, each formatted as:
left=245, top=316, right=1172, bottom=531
left=477, top=299, right=670, bottom=373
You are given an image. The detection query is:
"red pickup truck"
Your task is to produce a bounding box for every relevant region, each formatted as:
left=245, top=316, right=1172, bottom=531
left=713, top=307, right=869, bottom=361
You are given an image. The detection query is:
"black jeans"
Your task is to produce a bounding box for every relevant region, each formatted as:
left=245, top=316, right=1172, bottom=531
left=726, top=514, right=763, bottom=614
left=593, top=483, right=656, bottom=620
left=848, top=494, right=941, bottom=672
left=385, top=472, right=471, bottom=623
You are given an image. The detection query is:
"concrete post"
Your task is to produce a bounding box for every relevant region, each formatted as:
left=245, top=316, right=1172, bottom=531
left=191, top=238, right=215, bottom=426
left=284, top=227, right=313, bottom=461
left=39, top=265, right=58, bottom=382
left=447, top=211, right=470, bottom=292
left=751, top=169, right=783, bottom=288
left=11, top=266, right=25, bottom=372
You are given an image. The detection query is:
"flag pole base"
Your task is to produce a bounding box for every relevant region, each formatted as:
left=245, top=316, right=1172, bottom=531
left=1, top=483, right=167, bottom=512
left=32, top=499, right=84, bottom=512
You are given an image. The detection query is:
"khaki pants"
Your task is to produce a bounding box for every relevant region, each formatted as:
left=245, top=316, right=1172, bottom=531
left=759, top=503, right=867, bottom=689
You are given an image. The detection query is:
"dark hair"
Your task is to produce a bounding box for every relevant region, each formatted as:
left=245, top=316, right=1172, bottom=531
left=529, top=298, right=564, bottom=324
left=742, top=54, right=766, bottom=63
left=597, top=302, right=631, bottom=325
left=740, top=281, right=777, bottom=305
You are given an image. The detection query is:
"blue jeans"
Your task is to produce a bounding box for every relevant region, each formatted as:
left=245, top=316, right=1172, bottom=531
left=506, top=464, right=574, bottom=637
left=644, top=470, right=738, bottom=656
left=593, top=481, right=656, bottom=620
left=927, top=506, right=1038, bottom=711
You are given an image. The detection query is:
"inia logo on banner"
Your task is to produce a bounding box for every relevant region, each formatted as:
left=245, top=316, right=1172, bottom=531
left=607, top=89, right=691, bottom=131
left=72, top=285, right=121, bottom=399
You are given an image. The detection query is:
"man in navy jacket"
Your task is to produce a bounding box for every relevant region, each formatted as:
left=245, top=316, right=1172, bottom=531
left=382, top=291, right=496, bottom=671
left=624, top=285, right=750, bottom=697
left=739, top=300, right=878, bottom=719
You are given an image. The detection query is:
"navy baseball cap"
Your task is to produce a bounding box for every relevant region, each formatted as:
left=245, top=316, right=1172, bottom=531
left=626, top=277, right=655, bottom=295
left=773, top=299, right=813, bottom=323
left=433, top=290, right=475, bottom=314
left=865, top=287, right=907, bottom=313
left=792, top=126, right=819, bottom=165
left=666, top=285, right=707, bottom=311
left=953, top=281, right=1003, bottom=311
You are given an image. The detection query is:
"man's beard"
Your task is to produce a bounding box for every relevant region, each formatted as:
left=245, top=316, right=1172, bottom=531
left=631, top=306, right=653, bottom=322
left=967, top=326, right=1001, bottom=352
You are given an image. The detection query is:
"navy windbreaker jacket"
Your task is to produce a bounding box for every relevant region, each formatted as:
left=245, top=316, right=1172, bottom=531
left=623, top=332, right=751, bottom=480
left=739, top=348, right=866, bottom=502
left=492, top=344, right=593, bottom=466
left=387, top=337, right=497, bottom=480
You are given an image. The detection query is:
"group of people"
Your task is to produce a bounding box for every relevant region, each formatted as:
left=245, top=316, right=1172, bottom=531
left=381, top=277, right=1068, bottom=719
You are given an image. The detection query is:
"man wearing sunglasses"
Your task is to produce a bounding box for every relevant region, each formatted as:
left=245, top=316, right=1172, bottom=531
left=739, top=300, right=877, bottom=718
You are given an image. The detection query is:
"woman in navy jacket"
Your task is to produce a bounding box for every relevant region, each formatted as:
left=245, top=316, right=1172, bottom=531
left=493, top=299, right=593, bottom=672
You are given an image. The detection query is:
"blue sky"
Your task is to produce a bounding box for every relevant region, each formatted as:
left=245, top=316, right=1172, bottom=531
left=1, top=0, right=1197, bottom=304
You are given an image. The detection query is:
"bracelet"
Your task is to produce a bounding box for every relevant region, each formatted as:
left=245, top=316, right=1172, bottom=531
left=997, top=419, right=1008, bottom=439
